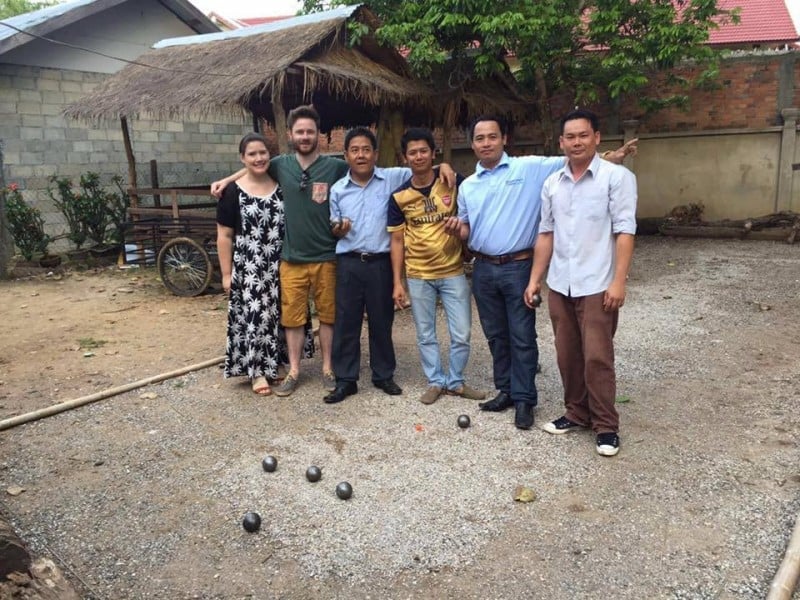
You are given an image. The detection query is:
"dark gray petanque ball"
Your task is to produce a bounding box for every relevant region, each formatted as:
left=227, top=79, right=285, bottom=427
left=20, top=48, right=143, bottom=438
left=335, top=481, right=353, bottom=500
left=306, top=465, right=322, bottom=482
left=261, top=455, right=278, bottom=472
left=242, top=511, right=261, bottom=533
left=457, top=414, right=471, bottom=428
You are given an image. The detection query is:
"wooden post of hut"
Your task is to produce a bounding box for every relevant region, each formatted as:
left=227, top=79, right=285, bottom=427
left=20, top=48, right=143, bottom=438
left=120, top=117, right=139, bottom=207
left=271, top=76, right=289, bottom=155
left=376, top=107, right=404, bottom=167
left=441, top=98, right=459, bottom=165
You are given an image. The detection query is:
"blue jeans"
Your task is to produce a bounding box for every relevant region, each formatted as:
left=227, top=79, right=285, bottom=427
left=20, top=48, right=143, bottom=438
left=471, top=259, right=538, bottom=406
left=406, top=274, right=471, bottom=390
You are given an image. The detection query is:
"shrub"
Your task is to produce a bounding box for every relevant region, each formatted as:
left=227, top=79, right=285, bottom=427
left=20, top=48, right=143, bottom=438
left=48, top=176, right=87, bottom=249
left=3, top=183, right=50, bottom=260
left=46, top=172, right=130, bottom=248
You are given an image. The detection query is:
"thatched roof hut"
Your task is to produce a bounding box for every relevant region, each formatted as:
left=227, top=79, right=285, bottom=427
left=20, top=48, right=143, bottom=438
left=64, top=4, right=432, bottom=133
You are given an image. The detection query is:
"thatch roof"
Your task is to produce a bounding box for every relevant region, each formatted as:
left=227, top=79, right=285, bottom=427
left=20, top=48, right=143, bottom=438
left=64, top=4, right=433, bottom=130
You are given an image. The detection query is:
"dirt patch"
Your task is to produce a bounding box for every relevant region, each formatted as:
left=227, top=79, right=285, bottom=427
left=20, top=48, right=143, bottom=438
left=1, top=237, right=799, bottom=599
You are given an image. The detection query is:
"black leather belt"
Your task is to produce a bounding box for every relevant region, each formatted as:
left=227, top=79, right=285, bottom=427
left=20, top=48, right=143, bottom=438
left=344, top=252, right=390, bottom=262
left=471, top=249, right=533, bottom=265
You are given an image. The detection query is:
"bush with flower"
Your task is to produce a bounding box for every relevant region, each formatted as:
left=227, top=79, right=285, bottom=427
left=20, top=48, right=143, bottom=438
left=3, top=183, right=50, bottom=260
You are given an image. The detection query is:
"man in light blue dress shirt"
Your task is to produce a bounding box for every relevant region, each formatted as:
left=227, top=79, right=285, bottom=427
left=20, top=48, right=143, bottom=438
left=525, top=109, right=637, bottom=457
left=444, top=116, right=564, bottom=430
left=323, top=127, right=412, bottom=403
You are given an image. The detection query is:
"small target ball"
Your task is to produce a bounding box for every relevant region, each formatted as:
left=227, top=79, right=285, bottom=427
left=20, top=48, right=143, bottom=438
left=242, top=511, right=261, bottom=533
left=457, top=414, right=471, bottom=428
left=306, top=465, right=322, bottom=482
left=261, top=455, right=277, bottom=472
left=335, top=481, right=353, bottom=500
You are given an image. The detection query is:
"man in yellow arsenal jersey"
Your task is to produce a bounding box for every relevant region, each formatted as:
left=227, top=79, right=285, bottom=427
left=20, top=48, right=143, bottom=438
left=388, top=128, right=486, bottom=405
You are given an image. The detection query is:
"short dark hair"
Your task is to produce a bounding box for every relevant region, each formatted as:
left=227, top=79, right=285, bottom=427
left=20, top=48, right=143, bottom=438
left=469, top=115, right=507, bottom=140
left=400, top=127, right=435, bottom=154
left=344, top=127, right=377, bottom=151
left=287, top=105, right=320, bottom=131
left=238, top=132, right=269, bottom=155
left=560, top=109, right=599, bottom=134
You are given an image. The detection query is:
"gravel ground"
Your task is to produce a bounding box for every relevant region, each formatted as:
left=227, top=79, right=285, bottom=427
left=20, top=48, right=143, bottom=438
left=1, top=236, right=799, bottom=599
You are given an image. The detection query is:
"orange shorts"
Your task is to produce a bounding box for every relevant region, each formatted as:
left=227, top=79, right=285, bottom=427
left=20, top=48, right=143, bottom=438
left=279, top=261, right=336, bottom=327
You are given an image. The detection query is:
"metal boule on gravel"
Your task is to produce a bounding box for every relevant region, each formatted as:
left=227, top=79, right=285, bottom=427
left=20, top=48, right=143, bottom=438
left=306, top=465, right=322, bottom=482
left=335, top=481, right=353, bottom=500
left=261, top=455, right=277, bottom=472
left=457, top=414, right=471, bottom=429
left=242, top=511, right=261, bottom=532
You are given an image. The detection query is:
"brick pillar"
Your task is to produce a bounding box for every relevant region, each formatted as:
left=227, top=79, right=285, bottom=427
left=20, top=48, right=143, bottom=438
left=777, top=108, right=798, bottom=212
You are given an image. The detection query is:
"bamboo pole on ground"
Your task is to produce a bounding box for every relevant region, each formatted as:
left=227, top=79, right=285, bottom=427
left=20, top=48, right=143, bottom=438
left=767, top=510, right=800, bottom=600
left=0, top=357, right=224, bottom=432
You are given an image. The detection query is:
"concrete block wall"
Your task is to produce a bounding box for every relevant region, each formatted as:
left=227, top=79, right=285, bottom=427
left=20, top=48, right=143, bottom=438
left=0, top=63, right=250, bottom=247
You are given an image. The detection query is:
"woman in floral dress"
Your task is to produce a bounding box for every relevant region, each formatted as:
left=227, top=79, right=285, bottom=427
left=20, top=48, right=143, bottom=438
left=216, top=133, right=311, bottom=395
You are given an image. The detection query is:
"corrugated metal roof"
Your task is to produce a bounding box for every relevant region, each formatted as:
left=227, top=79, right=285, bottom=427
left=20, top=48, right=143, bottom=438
left=155, top=4, right=359, bottom=48
left=0, top=0, right=109, bottom=44
left=0, top=0, right=219, bottom=51
left=710, top=0, right=799, bottom=45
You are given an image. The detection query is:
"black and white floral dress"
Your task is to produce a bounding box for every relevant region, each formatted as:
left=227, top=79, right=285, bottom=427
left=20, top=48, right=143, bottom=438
left=217, top=183, right=313, bottom=380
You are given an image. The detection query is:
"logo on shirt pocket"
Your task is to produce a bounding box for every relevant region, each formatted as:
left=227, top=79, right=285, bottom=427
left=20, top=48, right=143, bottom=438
left=311, top=182, right=329, bottom=204
left=505, top=178, right=523, bottom=186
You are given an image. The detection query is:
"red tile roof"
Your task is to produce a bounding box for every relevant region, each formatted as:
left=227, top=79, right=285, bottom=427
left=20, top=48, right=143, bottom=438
left=238, top=16, right=294, bottom=27
left=709, top=0, right=798, bottom=45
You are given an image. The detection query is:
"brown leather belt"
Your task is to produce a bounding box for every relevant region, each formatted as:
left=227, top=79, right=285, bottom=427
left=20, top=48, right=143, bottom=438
left=471, top=249, right=533, bottom=265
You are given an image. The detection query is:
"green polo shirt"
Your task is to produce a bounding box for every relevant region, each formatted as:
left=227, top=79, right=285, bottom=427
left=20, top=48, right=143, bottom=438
left=269, top=154, right=348, bottom=263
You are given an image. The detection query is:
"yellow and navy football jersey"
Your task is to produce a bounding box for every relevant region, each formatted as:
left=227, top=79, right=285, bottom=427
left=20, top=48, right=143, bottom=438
left=387, top=175, right=465, bottom=279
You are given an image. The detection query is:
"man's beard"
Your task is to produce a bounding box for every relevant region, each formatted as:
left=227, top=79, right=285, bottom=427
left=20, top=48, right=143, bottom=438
left=291, top=138, right=318, bottom=156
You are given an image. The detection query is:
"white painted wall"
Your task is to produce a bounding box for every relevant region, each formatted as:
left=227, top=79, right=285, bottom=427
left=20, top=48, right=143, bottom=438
left=2, top=0, right=198, bottom=73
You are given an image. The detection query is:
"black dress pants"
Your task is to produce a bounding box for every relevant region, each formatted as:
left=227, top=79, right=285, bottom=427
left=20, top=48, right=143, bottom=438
left=332, top=253, right=396, bottom=383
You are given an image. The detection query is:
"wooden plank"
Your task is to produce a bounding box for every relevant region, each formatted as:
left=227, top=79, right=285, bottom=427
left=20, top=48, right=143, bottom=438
left=128, top=207, right=216, bottom=219
left=128, top=188, right=212, bottom=196
left=171, top=191, right=179, bottom=220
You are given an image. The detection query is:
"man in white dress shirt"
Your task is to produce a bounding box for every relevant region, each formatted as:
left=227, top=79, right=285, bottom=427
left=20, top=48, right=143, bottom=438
left=525, top=109, right=637, bottom=457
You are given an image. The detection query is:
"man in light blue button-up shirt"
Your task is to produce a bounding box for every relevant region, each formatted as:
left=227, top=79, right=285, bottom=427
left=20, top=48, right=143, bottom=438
left=525, top=109, right=637, bottom=457
left=324, top=127, right=411, bottom=403
left=444, top=116, right=564, bottom=430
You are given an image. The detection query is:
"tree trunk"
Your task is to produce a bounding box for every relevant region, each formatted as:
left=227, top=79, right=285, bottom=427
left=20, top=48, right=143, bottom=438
left=533, top=66, right=554, bottom=155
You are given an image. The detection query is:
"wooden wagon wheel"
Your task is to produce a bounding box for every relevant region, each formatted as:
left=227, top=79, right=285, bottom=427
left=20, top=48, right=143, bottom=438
left=157, top=237, right=213, bottom=297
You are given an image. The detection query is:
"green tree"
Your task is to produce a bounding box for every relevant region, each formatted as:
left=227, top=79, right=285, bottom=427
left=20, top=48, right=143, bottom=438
left=303, top=0, right=737, bottom=151
left=0, top=0, right=56, bottom=19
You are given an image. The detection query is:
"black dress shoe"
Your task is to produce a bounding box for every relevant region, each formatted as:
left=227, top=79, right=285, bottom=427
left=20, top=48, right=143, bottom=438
left=373, top=378, right=402, bottom=395
left=324, top=381, right=358, bottom=404
left=514, top=402, right=534, bottom=430
left=478, top=392, right=514, bottom=412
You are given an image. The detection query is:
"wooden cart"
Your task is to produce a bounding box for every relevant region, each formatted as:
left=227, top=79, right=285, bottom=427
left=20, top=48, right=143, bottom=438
left=124, top=186, right=219, bottom=297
